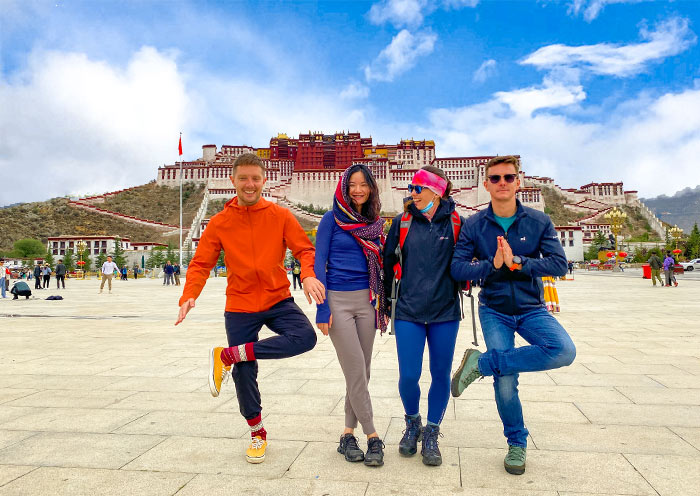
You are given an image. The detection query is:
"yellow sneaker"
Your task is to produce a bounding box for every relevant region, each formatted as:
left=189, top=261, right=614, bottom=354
left=246, top=436, right=267, bottom=464
left=208, top=346, right=231, bottom=397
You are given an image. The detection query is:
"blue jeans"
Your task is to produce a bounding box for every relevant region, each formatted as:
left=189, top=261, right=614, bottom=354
left=477, top=305, right=576, bottom=448
left=394, top=319, right=459, bottom=425
left=1, top=277, right=5, bottom=298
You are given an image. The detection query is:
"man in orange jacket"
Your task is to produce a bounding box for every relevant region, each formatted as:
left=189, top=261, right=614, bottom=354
left=176, top=152, right=325, bottom=464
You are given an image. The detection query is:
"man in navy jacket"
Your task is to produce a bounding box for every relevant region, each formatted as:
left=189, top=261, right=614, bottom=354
left=450, top=156, right=576, bottom=476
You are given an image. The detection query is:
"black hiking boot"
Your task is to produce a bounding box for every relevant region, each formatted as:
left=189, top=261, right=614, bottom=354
left=338, top=433, right=364, bottom=462
left=421, top=424, right=442, bottom=466
left=398, top=414, right=423, bottom=456
left=364, top=437, right=385, bottom=467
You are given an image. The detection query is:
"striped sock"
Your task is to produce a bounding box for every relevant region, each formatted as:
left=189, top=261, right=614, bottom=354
left=220, top=343, right=256, bottom=366
left=247, top=414, right=266, bottom=440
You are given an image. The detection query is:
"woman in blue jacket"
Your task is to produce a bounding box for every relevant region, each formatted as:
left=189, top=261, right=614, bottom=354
left=315, top=163, right=388, bottom=467
left=382, top=166, right=462, bottom=466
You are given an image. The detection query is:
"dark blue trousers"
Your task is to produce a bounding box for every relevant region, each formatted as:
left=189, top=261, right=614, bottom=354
left=225, top=297, right=317, bottom=420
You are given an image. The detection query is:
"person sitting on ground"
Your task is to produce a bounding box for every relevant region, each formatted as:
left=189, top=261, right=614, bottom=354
left=11, top=280, right=32, bottom=300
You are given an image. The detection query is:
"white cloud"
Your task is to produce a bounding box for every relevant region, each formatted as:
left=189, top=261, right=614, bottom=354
left=368, top=0, right=431, bottom=29
left=424, top=84, right=700, bottom=197
left=364, top=29, right=437, bottom=82
left=568, top=0, right=647, bottom=22
left=473, top=59, right=497, bottom=83
left=523, top=17, right=696, bottom=77
left=340, top=82, right=370, bottom=100
left=494, top=80, right=586, bottom=116
left=0, top=46, right=374, bottom=206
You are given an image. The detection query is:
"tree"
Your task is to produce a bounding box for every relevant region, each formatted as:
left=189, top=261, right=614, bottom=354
left=147, top=247, right=166, bottom=269
left=111, top=237, right=127, bottom=268
left=13, top=238, right=45, bottom=258
left=78, top=249, right=92, bottom=272
left=44, top=248, right=54, bottom=268
left=165, top=245, right=176, bottom=266
left=183, top=243, right=194, bottom=266
left=685, top=223, right=700, bottom=259
left=63, top=251, right=75, bottom=272
left=95, top=252, right=108, bottom=271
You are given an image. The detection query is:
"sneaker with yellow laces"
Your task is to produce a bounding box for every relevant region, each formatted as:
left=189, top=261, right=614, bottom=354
left=246, top=436, right=267, bottom=464
left=208, top=346, right=231, bottom=397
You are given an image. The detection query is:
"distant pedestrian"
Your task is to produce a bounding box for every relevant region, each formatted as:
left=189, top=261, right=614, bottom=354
left=33, top=264, right=42, bottom=290
left=99, top=255, right=119, bottom=293
left=3, top=263, right=9, bottom=292
left=120, top=266, right=128, bottom=281
left=42, top=265, right=51, bottom=289
left=174, top=263, right=181, bottom=285
left=567, top=260, right=573, bottom=276
left=647, top=251, right=663, bottom=287
left=292, top=260, right=302, bottom=290
left=163, top=260, right=174, bottom=285
left=133, top=264, right=139, bottom=280
left=55, top=259, right=66, bottom=289
left=663, top=251, right=677, bottom=287
left=0, top=260, right=6, bottom=298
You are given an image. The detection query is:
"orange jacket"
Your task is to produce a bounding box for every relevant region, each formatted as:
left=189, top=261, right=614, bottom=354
left=179, top=197, right=316, bottom=313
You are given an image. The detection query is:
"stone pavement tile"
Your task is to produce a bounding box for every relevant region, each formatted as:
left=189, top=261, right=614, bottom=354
left=275, top=355, right=335, bottom=369
left=216, top=393, right=342, bottom=416
left=0, top=375, right=34, bottom=388
left=296, top=379, right=400, bottom=398
left=0, top=430, right=37, bottom=450
left=384, top=417, right=510, bottom=449
left=518, top=385, right=632, bottom=404
left=176, top=474, right=368, bottom=496
left=260, top=413, right=392, bottom=443
left=0, top=465, right=36, bottom=488
left=585, top=363, right=685, bottom=375
left=575, top=402, right=700, bottom=427
left=616, top=386, right=700, bottom=405
left=0, top=432, right=164, bottom=469
left=107, top=391, right=226, bottom=412
left=366, top=484, right=556, bottom=496
left=114, top=410, right=249, bottom=438
left=548, top=372, right=663, bottom=387
left=626, top=454, right=700, bottom=496
left=97, top=364, right=197, bottom=378
left=0, top=467, right=194, bottom=496
left=0, top=388, right=37, bottom=404
left=527, top=422, right=696, bottom=455
left=122, top=435, right=306, bottom=477
left=104, top=376, right=207, bottom=392
left=8, top=374, right=124, bottom=391
left=0, top=407, right=35, bottom=425
left=677, top=363, right=700, bottom=375
left=265, top=367, right=345, bottom=381
left=259, top=378, right=308, bottom=395
left=454, top=399, right=589, bottom=424
left=330, top=395, right=428, bottom=420
left=0, top=407, right=145, bottom=433
left=648, top=375, right=700, bottom=388
left=286, top=441, right=461, bottom=486
left=458, top=448, right=655, bottom=495
left=668, top=427, right=700, bottom=452
left=571, top=354, right=621, bottom=364
left=5, top=389, right=136, bottom=409
left=613, top=354, right=700, bottom=365
left=0, top=363, right=116, bottom=376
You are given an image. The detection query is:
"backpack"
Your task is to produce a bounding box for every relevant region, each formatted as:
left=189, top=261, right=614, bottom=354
left=293, top=265, right=301, bottom=275
left=390, top=211, right=479, bottom=345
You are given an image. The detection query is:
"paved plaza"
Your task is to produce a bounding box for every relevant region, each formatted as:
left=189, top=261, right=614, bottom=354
left=0, top=271, right=699, bottom=495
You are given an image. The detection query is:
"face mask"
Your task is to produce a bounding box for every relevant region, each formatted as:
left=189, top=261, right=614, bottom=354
left=419, top=199, right=435, bottom=213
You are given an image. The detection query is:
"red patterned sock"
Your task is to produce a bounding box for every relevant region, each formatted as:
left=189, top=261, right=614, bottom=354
left=247, top=414, right=266, bottom=440
left=220, top=343, right=256, bottom=366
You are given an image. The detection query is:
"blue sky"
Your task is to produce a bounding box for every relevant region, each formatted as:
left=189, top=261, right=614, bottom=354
left=1, top=0, right=700, bottom=205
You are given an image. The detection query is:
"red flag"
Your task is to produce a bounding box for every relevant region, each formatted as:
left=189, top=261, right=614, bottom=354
left=178, top=135, right=183, bottom=156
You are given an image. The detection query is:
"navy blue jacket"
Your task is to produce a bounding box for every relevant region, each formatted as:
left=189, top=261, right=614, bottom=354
left=383, top=198, right=462, bottom=324
left=451, top=200, right=567, bottom=316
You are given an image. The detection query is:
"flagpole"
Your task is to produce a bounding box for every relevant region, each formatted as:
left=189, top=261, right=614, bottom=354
left=179, top=132, right=183, bottom=267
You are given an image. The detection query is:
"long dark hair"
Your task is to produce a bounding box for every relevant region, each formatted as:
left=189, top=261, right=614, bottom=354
left=345, top=164, right=381, bottom=220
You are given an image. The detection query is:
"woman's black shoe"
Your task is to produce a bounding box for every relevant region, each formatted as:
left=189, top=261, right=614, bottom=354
left=398, top=414, right=423, bottom=456
left=338, top=433, right=364, bottom=462
left=421, top=424, right=442, bottom=466
left=364, top=437, right=385, bottom=467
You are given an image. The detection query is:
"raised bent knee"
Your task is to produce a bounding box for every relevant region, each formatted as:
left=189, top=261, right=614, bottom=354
left=553, top=340, right=576, bottom=368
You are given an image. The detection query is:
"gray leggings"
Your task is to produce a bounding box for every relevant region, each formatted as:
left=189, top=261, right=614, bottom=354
left=328, top=289, right=377, bottom=435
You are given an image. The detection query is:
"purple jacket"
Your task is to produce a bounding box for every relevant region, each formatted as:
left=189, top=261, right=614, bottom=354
left=663, top=256, right=675, bottom=271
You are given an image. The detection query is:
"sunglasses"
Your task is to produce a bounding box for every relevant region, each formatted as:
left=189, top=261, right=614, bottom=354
left=407, top=184, right=426, bottom=194
left=487, top=174, right=517, bottom=184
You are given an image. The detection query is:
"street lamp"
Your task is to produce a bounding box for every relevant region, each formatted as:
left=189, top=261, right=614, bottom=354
left=669, top=225, right=683, bottom=250
left=604, top=207, right=627, bottom=271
